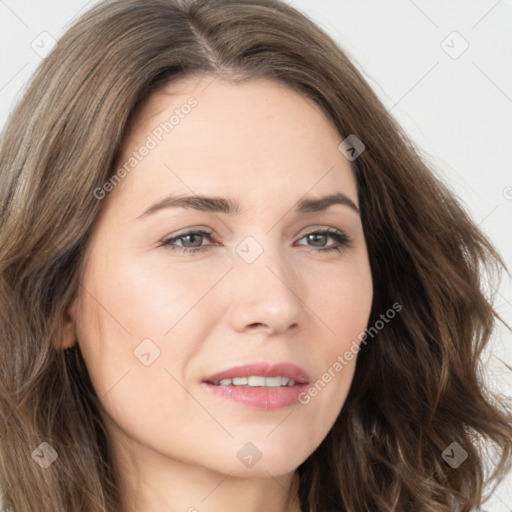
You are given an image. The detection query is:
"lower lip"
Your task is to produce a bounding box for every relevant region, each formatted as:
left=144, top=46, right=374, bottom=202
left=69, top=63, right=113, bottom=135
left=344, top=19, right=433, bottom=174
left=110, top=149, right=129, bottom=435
left=201, top=382, right=309, bottom=410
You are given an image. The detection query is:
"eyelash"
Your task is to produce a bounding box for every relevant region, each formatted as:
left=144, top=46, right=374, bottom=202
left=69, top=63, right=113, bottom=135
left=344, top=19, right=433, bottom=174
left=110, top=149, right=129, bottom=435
left=160, top=228, right=352, bottom=254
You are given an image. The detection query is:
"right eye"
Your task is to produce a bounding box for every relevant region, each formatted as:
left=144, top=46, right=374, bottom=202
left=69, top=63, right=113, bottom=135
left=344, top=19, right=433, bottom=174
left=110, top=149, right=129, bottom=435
left=161, top=229, right=216, bottom=254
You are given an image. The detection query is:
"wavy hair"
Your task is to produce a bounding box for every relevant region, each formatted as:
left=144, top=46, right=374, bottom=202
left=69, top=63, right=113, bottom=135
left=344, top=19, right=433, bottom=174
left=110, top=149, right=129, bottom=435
left=0, top=0, right=511, bottom=510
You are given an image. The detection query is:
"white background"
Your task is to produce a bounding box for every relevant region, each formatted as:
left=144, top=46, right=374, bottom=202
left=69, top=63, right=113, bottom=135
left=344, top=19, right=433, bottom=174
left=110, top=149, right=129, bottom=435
left=0, top=0, right=511, bottom=510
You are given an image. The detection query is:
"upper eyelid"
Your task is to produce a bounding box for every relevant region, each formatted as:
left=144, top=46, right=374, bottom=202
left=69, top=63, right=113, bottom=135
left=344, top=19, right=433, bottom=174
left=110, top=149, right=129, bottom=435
left=165, top=224, right=348, bottom=239
left=163, top=227, right=349, bottom=245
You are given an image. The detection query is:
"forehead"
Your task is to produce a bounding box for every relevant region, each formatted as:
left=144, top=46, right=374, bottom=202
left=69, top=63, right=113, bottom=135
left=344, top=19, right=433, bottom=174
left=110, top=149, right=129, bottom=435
left=107, top=76, right=357, bottom=213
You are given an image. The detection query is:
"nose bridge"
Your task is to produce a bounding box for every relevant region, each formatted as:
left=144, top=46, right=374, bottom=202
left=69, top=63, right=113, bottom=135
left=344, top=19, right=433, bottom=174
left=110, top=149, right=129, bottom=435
left=227, top=235, right=303, bottom=334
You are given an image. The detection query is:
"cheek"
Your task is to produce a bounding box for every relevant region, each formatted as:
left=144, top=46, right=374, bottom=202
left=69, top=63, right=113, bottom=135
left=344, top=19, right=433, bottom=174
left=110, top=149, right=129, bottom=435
left=313, top=256, right=373, bottom=349
left=303, top=256, right=372, bottom=408
left=74, top=282, right=195, bottom=447
left=73, top=253, right=231, bottom=417
left=79, top=255, right=221, bottom=346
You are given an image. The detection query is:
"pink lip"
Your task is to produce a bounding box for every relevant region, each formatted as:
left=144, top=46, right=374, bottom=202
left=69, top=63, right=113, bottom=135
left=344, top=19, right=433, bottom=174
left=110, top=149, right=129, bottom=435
left=202, top=362, right=310, bottom=385
left=201, top=362, right=311, bottom=411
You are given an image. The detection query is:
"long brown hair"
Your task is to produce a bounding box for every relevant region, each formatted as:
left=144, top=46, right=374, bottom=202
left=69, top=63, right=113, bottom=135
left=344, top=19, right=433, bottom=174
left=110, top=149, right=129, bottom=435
left=0, top=0, right=510, bottom=510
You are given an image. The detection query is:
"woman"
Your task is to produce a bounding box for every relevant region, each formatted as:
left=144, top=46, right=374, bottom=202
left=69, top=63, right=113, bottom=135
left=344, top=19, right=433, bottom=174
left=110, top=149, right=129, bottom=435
left=0, top=0, right=510, bottom=510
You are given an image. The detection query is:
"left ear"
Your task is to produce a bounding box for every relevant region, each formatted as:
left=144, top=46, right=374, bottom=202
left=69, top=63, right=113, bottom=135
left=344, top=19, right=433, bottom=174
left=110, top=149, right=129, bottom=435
left=53, top=297, right=79, bottom=350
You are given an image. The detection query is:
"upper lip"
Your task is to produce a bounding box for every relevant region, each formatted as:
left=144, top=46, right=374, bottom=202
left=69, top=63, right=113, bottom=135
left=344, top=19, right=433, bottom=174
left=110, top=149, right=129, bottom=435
left=202, top=362, right=310, bottom=385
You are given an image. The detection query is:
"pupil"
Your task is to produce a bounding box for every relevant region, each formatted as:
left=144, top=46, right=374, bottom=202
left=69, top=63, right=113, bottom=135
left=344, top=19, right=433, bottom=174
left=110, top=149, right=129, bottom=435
left=184, top=234, right=203, bottom=247
left=309, top=234, right=326, bottom=247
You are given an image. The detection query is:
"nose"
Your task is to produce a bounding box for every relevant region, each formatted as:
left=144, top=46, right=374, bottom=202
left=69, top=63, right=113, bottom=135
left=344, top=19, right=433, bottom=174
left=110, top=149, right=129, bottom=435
left=227, top=245, right=303, bottom=336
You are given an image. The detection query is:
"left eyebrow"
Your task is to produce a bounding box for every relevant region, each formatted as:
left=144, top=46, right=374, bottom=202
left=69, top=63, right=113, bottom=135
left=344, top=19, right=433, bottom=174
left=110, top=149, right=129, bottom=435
left=137, top=191, right=360, bottom=219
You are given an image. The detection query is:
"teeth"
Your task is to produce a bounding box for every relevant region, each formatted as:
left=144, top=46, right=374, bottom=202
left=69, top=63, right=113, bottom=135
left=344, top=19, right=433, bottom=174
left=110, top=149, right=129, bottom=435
left=214, top=376, right=296, bottom=387
left=248, top=376, right=266, bottom=386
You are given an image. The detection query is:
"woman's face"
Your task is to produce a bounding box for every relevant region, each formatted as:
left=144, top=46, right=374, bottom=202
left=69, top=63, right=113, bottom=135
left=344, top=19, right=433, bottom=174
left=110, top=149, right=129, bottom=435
left=66, top=76, right=373, bottom=479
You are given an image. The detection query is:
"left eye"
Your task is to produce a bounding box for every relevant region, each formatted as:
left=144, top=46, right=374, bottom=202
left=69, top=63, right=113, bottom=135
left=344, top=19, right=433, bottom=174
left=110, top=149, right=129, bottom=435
left=161, top=229, right=351, bottom=254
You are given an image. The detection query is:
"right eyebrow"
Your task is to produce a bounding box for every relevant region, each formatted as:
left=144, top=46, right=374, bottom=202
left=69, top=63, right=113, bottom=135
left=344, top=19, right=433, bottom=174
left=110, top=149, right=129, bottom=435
left=137, top=191, right=360, bottom=219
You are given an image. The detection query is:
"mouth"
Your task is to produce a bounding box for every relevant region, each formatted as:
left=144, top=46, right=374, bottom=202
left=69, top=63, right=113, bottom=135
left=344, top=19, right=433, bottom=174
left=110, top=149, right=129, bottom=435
left=206, top=375, right=298, bottom=387
left=201, top=362, right=310, bottom=410
left=202, top=361, right=310, bottom=386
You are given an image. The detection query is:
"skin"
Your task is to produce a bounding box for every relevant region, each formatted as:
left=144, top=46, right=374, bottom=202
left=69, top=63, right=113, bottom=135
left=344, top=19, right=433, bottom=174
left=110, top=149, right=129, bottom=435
left=61, top=76, right=373, bottom=512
